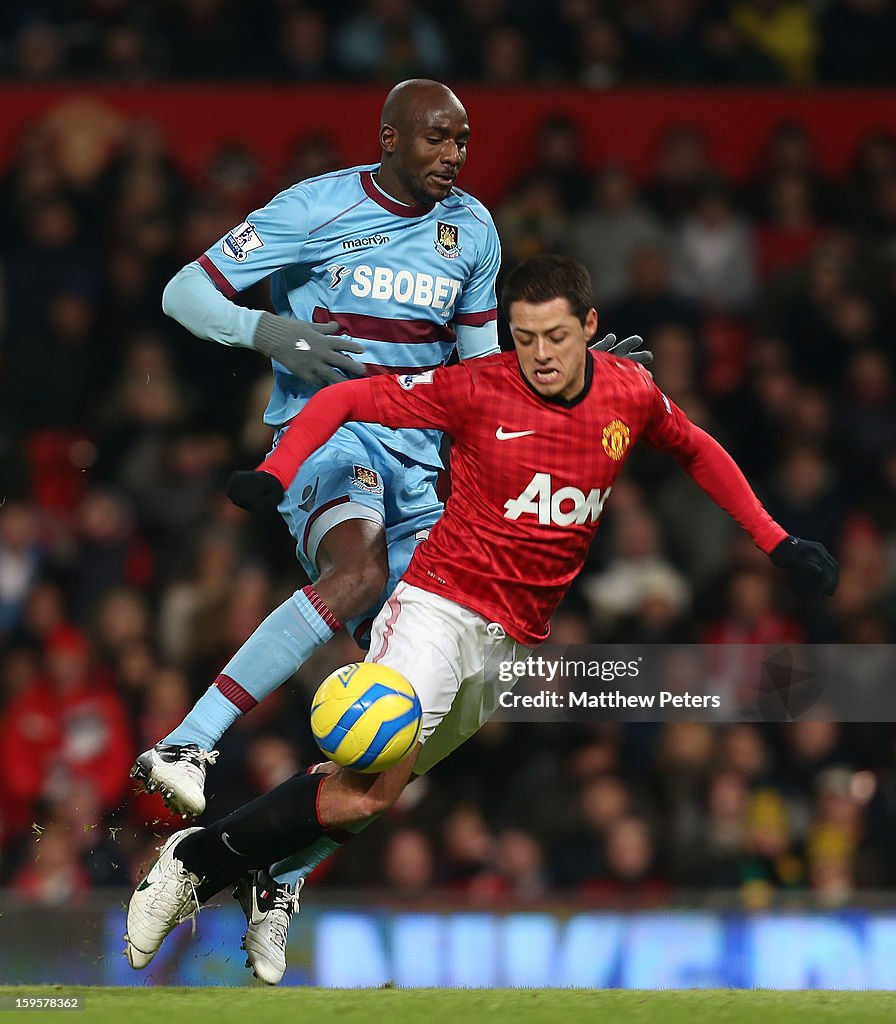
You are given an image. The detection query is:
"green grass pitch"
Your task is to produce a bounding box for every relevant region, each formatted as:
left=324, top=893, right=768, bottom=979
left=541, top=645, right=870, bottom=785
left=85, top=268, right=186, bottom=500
left=1, top=987, right=895, bottom=1024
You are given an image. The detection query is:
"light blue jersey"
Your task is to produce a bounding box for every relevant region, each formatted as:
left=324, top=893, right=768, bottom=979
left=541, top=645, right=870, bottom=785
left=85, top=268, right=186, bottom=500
left=198, top=163, right=500, bottom=469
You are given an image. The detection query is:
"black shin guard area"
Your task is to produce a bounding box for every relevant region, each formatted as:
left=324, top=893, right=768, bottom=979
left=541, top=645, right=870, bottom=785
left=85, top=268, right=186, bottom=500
left=178, top=771, right=327, bottom=898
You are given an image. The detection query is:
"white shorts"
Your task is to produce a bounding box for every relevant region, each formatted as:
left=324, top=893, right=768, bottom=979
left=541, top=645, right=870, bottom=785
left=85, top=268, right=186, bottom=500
left=366, top=582, right=528, bottom=775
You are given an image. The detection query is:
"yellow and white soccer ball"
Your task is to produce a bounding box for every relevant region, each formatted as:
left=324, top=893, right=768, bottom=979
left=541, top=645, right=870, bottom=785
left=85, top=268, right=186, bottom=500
left=310, top=662, right=422, bottom=773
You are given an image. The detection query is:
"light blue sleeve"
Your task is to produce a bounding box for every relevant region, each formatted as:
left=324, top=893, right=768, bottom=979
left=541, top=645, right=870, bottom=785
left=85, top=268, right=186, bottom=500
left=454, top=206, right=501, bottom=318
left=200, top=185, right=313, bottom=294
left=161, top=263, right=262, bottom=348
left=455, top=321, right=499, bottom=360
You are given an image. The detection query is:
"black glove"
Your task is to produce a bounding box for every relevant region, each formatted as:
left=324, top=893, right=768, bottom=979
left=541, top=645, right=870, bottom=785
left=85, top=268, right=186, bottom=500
left=252, top=312, right=366, bottom=385
left=227, top=470, right=285, bottom=513
left=590, top=333, right=653, bottom=365
left=769, top=535, right=839, bottom=596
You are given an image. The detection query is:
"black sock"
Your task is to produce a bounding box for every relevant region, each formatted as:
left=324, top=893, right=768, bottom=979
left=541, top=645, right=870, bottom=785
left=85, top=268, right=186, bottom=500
left=178, top=771, right=327, bottom=900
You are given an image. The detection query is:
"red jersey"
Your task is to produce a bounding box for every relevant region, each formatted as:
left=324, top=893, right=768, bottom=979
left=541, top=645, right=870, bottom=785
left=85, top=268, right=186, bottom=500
left=261, top=352, right=787, bottom=645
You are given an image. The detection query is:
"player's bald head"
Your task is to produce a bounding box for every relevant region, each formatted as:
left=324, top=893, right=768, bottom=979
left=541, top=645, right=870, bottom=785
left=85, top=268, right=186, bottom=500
left=381, top=79, right=466, bottom=131
left=377, top=80, right=470, bottom=206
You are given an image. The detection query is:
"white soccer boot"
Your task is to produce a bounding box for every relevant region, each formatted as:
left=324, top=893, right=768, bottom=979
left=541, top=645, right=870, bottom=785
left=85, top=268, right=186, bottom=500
left=234, top=870, right=304, bottom=985
left=131, top=742, right=219, bottom=817
left=125, top=827, right=204, bottom=969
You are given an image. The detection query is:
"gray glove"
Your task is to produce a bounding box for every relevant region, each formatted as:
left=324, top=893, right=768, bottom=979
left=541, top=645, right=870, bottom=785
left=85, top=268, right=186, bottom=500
left=252, top=312, right=366, bottom=385
left=590, top=332, right=653, bottom=365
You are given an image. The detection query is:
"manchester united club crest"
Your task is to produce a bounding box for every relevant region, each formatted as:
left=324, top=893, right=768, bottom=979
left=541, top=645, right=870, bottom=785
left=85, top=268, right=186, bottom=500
left=601, top=419, right=631, bottom=461
left=435, top=221, right=461, bottom=259
left=351, top=465, right=383, bottom=494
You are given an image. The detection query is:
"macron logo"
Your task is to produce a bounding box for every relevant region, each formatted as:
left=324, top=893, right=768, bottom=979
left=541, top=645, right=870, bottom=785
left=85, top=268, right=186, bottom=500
left=342, top=234, right=390, bottom=250
left=504, top=472, right=611, bottom=526
left=496, top=426, right=536, bottom=441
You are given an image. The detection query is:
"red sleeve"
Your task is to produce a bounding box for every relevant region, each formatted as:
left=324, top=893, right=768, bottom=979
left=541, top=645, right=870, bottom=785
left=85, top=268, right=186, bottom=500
left=259, top=365, right=474, bottom=488
left=641, top=374, right=787, bottom=554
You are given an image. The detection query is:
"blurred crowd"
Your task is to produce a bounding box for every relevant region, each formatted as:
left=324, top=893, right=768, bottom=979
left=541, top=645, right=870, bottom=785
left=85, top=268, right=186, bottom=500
left=3, top=0, right=896, bottom=88
left=1, top=91, right=896, bottom=910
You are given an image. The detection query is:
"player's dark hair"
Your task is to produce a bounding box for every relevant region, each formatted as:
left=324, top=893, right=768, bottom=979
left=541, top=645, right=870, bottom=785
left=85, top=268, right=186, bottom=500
left=501, top=255, right=594, bottom=324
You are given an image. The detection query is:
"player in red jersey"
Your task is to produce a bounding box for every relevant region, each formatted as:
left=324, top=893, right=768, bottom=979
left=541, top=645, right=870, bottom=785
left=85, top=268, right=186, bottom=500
left=125, top=256, right=837, bottom=974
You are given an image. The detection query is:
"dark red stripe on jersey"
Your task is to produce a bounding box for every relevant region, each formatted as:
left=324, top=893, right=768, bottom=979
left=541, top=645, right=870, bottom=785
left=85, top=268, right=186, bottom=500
left=312, top=307, right=456, bottom=346
left=453, top=308, right=498, bottom=327
left=214, top=674, right=257, bottom=712
left=360, top=170, right=432, bottom=218
left=302, top=496, right=351, bottom=557
left=363, top=363, right=441, bottom=377
left=197, top=254, right=237, bottom=298
left=309, top=197, right=366, bottom=237
left=301, top=584, right=341, bottom=633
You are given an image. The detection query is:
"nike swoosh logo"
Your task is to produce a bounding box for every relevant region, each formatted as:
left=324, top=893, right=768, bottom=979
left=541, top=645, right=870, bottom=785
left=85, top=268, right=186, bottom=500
left=221, top=831, right=242, bottom=855
left=496, top=427, right=536, bottom=440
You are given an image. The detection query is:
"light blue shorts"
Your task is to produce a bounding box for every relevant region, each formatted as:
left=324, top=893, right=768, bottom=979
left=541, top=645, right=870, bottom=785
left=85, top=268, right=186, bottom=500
left=276, top=425, right=442, bottom=648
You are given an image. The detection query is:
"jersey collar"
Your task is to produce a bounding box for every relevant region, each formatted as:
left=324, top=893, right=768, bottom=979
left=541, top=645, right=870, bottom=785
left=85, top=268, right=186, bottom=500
left=360, top=170, right=433, bottom=218
left=517, top=348, right=594, bottom=408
